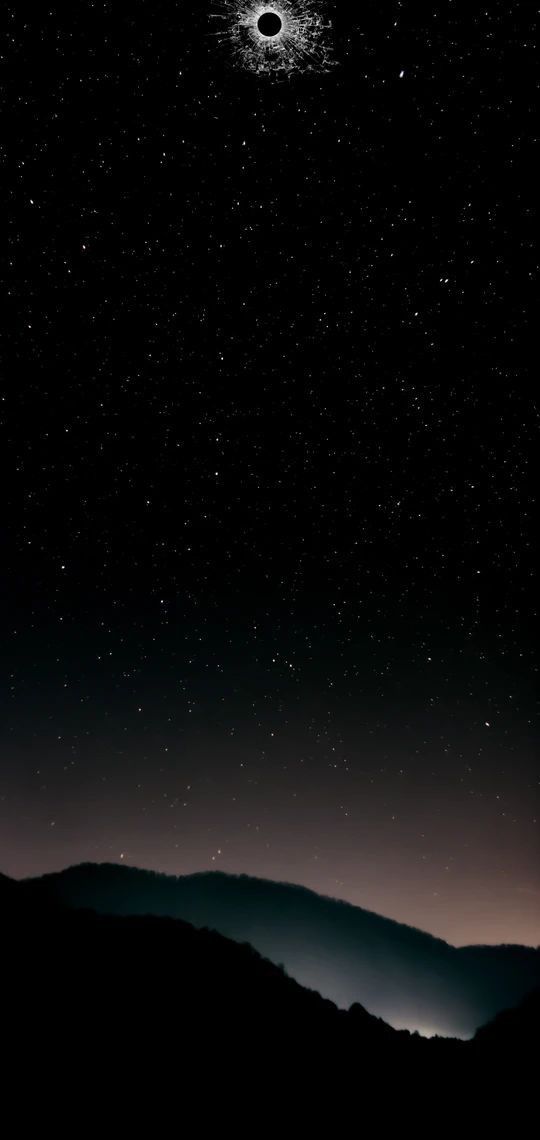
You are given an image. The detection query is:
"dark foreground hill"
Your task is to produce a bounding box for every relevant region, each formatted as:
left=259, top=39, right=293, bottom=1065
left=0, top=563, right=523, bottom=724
left=24, top=861, right=540, bottom=1038
left=1, top=872, right=536, bottom=1128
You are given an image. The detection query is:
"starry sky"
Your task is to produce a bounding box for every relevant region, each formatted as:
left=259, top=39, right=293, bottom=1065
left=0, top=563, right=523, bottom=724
left=2, top=1, right=538, bottom=946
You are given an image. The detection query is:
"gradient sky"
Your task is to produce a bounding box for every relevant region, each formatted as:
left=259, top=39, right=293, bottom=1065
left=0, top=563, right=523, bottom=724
left=2, top=1, right=538, bottom=947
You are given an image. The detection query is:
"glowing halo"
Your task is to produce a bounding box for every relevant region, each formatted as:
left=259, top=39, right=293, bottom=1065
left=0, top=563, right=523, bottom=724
left=210, top=1, right=335, bottom=77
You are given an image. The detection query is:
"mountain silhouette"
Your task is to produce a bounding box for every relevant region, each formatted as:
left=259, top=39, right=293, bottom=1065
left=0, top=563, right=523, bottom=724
left=471, top=987, right=539, bottom=1056
left=20, top=861, right=540, bottom=1038
left=0, top=872, right=438, bottom=1093
left=1, top=870, right=536, bottom=1127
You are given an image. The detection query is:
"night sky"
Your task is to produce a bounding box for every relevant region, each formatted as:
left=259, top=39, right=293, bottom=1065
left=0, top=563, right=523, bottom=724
left=2, top=2, right=538, bottom=947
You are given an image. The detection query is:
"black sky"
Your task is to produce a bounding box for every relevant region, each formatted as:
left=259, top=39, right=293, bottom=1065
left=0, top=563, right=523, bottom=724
left=2, top=1, right=538, bottom=945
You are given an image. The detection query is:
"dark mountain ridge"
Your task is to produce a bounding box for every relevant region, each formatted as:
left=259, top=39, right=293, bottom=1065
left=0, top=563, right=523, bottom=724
left=1, top=871, right=537, bottom=1126
left=21, top=861, right=540, bottom=1038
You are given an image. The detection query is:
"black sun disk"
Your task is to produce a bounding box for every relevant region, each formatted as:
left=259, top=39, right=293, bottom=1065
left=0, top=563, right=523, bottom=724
left=257, top=11, right=282, bottom=37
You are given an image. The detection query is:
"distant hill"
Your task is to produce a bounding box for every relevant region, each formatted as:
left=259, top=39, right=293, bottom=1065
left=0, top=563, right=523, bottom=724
left=1, top=872, right=536, bottom=1125
left=0, top=872, right=434, bottom=1090
left=21, top=861, right=540, bottom=1038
